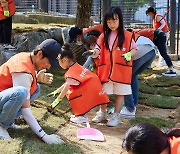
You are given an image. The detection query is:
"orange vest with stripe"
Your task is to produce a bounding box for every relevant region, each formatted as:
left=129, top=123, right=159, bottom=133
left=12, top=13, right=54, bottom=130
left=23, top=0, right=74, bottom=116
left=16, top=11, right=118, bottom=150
left=0, top=52, right=37, bottom=95
left=153, top=14, right=169, bottom=32
left=168, top=136, right=180, bottom=154
left=97, top=30, right=133, bottom=84
left=83, top=24, right=103, bottom=35
left=65, top=62, right=109, bottom=116
left=133, top=29, right=155, bottom=42
left=0, top=0, right=16, bottom=20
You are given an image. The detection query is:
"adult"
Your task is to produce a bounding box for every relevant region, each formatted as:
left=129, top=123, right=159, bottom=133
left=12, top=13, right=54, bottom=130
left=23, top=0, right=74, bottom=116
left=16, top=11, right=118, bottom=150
left=0, top=0, right=16, bottom=49
left=122, top=123, right=180, bottom=154
left=132, top=28, right=176, bottom=77
left=0, top=39, right=64, bottom=144
left=146, top=7, right=169, bottom=67
left=120, top=32, right=156, bottom=118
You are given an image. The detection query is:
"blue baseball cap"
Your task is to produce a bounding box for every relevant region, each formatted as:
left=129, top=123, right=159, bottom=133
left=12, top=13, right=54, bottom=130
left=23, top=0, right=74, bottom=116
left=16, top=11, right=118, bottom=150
left=37, top=39, right=61, bottom=68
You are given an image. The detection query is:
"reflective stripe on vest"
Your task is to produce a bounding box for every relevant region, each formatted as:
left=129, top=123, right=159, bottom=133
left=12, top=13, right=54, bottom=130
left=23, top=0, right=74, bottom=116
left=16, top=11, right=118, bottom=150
left=97, top=30, right=133, bottom=84
left=0, top=52, right=37, bottom=95
left=153, top=14, right=169, bottom=33
left=0, top=0, right=16, bottom=20
left=65, top=62, right=109, bottom=116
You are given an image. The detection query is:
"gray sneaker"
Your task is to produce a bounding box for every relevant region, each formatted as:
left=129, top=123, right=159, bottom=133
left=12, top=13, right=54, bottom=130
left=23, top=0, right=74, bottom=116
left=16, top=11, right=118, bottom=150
left=162, top=70, right=176, bottom=77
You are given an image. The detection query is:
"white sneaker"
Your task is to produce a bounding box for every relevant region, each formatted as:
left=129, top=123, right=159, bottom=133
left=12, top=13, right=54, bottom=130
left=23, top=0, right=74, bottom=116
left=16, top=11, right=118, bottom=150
left=0, top=125, right=11, bottom=139
left=70, top=115, right=88, bottom=124
left=92, top=111, right=106, bottom=123
left=120, top=107, right=136, bottom=119
left=9, top=123, right=22, bottom=129
left=106, top=113, right=121, bottom=127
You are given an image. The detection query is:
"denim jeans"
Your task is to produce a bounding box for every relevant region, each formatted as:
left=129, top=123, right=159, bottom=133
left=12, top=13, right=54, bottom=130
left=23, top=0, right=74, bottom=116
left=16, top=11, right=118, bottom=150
left=154, top=32, right=173, bottom=68
left=124, top=50, right=156, bottom=111
left=0, top=84, right=40, bottom=128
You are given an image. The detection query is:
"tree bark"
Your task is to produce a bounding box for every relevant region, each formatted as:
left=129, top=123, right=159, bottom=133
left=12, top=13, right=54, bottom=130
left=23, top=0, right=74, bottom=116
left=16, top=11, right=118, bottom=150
left=76, top=0, right=93, bottom=28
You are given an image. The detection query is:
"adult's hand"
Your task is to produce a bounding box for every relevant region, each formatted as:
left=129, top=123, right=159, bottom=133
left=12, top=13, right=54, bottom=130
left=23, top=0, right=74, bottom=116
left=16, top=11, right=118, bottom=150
left=42, top=134, right=64, bottom=144
left=37, top=69, right=53, bottom=84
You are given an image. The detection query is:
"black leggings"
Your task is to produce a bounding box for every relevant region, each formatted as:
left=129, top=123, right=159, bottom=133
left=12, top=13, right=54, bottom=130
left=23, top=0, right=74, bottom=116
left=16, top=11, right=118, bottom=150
left=154, top=32, right=173, bottom=67
left=0, top=16, right=12, bottom=44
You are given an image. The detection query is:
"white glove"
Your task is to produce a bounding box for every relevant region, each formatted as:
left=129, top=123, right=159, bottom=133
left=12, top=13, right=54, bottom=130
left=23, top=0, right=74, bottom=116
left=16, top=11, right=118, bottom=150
left=42, top=134, right=64, bottom=144
left=37, top=69, right=53, bottom=84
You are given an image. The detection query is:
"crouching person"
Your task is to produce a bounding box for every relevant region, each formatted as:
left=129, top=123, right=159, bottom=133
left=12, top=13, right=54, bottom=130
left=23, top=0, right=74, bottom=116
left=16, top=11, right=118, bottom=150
left=48, top=44, right=110, bottom=124
left=0, top=39, right=64, bottom=144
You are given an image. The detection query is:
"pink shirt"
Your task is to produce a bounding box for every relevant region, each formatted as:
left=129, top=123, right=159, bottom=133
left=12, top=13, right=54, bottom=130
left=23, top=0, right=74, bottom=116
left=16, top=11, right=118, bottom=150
left=95, top=30, right=138, bottom=52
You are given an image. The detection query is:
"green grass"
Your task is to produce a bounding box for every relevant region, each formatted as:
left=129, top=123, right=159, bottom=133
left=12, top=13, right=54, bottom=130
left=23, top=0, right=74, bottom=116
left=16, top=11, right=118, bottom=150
left=139, top=92, right=180, bottom=109
left=130, top=117, right=175, bottom=128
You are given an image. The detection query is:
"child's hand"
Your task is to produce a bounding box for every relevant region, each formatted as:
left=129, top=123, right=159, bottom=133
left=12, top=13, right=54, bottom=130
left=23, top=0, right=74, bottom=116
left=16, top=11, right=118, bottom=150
left=122, top=52, right=132, bottom=62
left=51, top=97, right=62, bottom=109
left=47, top=89, right=60, bottom=97
left=4, top=10, right=10, bottom=17
left=82, top=50, right=95, bottom=57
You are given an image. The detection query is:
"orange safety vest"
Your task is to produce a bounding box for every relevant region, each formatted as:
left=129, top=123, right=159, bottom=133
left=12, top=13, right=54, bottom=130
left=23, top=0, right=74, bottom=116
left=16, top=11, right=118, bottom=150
left=133, top=29, right=155, bottom=42
left=0, top=52, right=37, bottom=95
left=153, top=14, right=169, bottom=33
left=0, top=0, right=16, bottom=20
left=83, top=24, right=103, bottom=36
left=65, top=62, right=109, bottom=116
left=97, top=30, right=133, bottom=84
left=168, top=136, right=180, bottom=154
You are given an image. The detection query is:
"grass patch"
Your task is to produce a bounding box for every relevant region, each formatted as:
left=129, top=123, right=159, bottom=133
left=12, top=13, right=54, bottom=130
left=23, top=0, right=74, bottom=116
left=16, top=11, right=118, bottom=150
left=22, top=142, right=82, bottom=154
left=139, top=81, right=180, bottom=97
left=130, top=117, right=175, bottom=128
left=139, top=92, right=179, bottom=109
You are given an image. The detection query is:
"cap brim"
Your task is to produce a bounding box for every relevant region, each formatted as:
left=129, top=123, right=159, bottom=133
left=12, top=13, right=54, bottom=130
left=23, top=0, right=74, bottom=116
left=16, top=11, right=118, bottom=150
left=48, top=58, right=60, bottom=68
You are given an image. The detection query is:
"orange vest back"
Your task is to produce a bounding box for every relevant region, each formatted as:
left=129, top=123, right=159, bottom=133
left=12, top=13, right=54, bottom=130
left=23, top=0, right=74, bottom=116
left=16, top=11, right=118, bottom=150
left=97, top=30, right=133, bottom=84
left=133, top=29, right=155, bottom=42
left=0, top=52, right=37, bottom=95
left=83, top=24, right=103, bottom=35
left=153, top=14, right=169, bottom=32
left=0, top=0, right=16, bottom=20
left=65, top=62, right=109, bottom=116
left=168, top=136, right=180, bottom=154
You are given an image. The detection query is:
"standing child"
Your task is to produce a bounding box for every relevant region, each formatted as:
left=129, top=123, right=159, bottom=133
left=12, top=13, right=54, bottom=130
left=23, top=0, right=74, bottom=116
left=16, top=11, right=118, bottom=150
left=91, top=7, right=138, bottom=127
left=48, top=44, right=109, bottom=124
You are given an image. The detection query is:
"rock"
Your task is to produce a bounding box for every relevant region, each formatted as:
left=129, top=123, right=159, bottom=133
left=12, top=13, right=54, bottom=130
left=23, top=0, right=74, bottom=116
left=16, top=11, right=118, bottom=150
left=62, top=27, right=70, bottom=43
left=12, top=31, right=51, bottom=52
left=0, top=48, right=16, bottom=65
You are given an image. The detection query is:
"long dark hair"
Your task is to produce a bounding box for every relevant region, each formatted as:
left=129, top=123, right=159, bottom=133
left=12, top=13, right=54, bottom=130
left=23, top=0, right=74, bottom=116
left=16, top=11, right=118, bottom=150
left=60, top=43, right=74, bottom=60
left=103, top=6, right=125, bottom=49
left=122, top=123, right=180, bottom=154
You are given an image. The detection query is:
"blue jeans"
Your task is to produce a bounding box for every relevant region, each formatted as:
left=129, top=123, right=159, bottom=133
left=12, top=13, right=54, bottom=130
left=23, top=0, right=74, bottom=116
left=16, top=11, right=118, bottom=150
left=0, top=84, right=40, bottom=128
left=124, top=50, right=156, bottom=111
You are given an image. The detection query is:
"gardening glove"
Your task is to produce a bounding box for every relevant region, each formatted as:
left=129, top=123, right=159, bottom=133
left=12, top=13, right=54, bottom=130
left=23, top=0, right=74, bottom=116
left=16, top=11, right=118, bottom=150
left=47, top=88, right=60, bottom=97
left=4, top=10, right=9, bottom=17
left=51, top=97, right=62, bottom=109
left=42, top=134, right=64, bottom=144
left=122, top=52, right=132, bottom=63
left=82, top=50, right=95, bottom=57
left=37, top=69, right=53, bottom=84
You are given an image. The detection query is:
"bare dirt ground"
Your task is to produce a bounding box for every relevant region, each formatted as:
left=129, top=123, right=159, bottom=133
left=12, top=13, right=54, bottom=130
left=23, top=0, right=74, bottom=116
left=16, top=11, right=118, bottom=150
left=56, top=105, right=179, bottom=154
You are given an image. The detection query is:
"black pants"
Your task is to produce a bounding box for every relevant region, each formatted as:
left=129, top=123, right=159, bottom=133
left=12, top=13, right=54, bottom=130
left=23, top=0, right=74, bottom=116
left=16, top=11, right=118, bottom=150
left=154, top=32, right=173, bottom=67
left=0, top=16, right=12, bottom=44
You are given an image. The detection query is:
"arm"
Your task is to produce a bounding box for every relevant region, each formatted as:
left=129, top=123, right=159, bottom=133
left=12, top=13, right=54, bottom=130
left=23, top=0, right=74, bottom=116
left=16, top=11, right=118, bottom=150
left=156, top=15, right=166, bottom=30
left=57, top=82, right=70, bottom=99
left=0, top=0, right=8, bottom=11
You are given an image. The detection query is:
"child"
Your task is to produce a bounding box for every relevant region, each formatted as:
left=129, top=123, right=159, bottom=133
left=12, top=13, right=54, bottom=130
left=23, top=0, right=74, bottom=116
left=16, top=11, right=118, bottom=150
left=49, top=44, right=109, bottom=124
left=122, top=123, right=180, bottom=154
left=83, top=35, right=100, bottom=74
left=91, top=6, right=138, bottom=127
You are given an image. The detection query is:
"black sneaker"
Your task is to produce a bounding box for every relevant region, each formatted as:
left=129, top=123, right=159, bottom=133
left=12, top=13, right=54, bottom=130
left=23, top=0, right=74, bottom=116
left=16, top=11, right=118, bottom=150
left=162, top=70, right=177, bottom=77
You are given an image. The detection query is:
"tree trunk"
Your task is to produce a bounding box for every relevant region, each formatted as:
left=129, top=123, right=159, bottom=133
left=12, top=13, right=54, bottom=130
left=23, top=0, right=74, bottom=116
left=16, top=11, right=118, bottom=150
left=76, top=0, right=93, bottom=28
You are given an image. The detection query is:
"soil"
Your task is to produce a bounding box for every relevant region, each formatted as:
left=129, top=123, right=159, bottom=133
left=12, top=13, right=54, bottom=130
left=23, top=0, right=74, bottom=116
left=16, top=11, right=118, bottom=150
left=56, top=105, right=179, bottom=154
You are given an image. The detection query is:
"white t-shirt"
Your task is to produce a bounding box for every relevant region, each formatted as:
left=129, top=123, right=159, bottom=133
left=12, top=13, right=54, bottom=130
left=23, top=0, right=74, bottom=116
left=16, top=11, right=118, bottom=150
left=12, top=73, right=33, bottom=99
